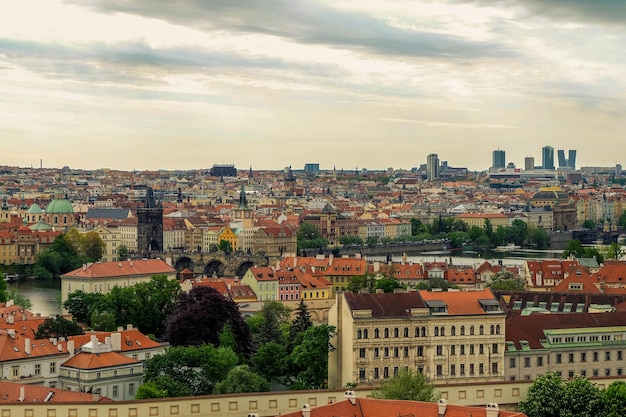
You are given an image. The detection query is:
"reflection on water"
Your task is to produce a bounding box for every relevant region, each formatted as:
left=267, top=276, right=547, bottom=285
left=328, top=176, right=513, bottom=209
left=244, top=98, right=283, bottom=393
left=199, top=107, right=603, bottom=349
left=7, top=278, right=62, bottom=316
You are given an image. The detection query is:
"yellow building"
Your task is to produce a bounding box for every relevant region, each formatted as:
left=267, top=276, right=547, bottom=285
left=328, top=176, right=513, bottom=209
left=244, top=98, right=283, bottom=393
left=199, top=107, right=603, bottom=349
left=218, top=225, right=238, bottom=252
left=455, top=213, right=509, bottom=229
left=328, top=288, right=506, bottom=389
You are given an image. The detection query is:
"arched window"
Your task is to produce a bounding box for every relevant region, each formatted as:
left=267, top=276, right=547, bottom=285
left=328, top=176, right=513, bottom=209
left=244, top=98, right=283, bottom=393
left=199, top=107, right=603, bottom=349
left=404, top=327, right=409, bottom=338
left=363, top=329, right=369, bottom=339
left=479, top=325, right=484, bottom=335
left=451, top=326, right=456, bottom=336
left=394, top=328, right=399, bottom=338
left=496, top=324, right=501, bottom=335
left=434, top=327, right=439, bottom=337
left=490, top=325, right=495, bottom=335
left=384, top=328, right=390, bottom=338
left=460, top=326, right=465, bottom=336
left=374, top=328, right=380, bottom=338
left=470, top=325, right=475, bottom=335
left=440, top=326, right=445, bottom=337
left=415, top=327, right=420, bottom=337
left=357, top=329, right=362, bottom=339
left=421, top=327, right=427, bottom=337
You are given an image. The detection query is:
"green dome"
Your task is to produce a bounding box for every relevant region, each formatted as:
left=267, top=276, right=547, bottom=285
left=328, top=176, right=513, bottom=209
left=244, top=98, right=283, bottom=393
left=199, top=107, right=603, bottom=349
left=46, top=199, right=74, bottom=214
left=30, top=219, right=52, bottom=231
left=26, top=203, right=43, bottom=214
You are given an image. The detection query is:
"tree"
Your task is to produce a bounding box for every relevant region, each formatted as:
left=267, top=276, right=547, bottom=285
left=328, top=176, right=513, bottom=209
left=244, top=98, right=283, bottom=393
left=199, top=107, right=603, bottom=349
left=63, top=290, right=108, bottom=325
left=135, top=381, right=167, bottom=399
left=0, top=278, right=7, bottom=303
left=375, top=277, right=402, bottom=293
left=528, top=225, right=550, bottom=249
left=256, top=305, right=283, bottom=346
left=165, top=286, right=251, bottom=357
left=346, top=273, right=377, bottom=293
left=563, top=239, right=585, bottom=259
left=510, top=219, right=529, bottom=246
left=291, top=299, right=313, bottom=337
left=82, top=231, right=105, bottom=261
left=218, top=239, right=233, bottom=254
left=251, top=341, right=289, bottom=384
left=290, top=325, right=336, bottom=389
left=604, top=242, right=624, bottom=260
left=601, top=380, right=626, bottom=417
left=7, top=289, right=31, bottom=309
left=213, top=365, right=269, bottom=394
left=486, top=271, right=526, bottom=291
left=297, top=222, right=329, bottom=252
left=34, top=315, right=84, bottom=339
left=518, top=372, right=601, bottom=417
left=116, top=245, right=129, bottom=261
left=371, top=368, right=438, bottom=401
left=582, top=219, right=596, bottom=229
left=143, top=344, right=238, bottom=396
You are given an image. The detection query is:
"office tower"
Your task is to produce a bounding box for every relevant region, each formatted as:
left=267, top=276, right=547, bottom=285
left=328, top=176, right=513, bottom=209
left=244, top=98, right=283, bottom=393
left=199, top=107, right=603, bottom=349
left=426, top=154, right=439, bottom=181
left=557, top=149, right=577, bottom=169
left=542, top=146, right=555, bottom=170
left=492, top=149, right=506, bottom=169
left=525, top=157, right=534, bottom=171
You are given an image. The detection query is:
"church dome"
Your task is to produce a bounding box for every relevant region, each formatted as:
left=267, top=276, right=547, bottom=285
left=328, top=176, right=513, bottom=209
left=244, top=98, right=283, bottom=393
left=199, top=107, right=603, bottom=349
left=46, top=199, right=74, bottom=214
left=30, top=219, right=53, bottom=231
left=26, top=203, right=43, bottom=214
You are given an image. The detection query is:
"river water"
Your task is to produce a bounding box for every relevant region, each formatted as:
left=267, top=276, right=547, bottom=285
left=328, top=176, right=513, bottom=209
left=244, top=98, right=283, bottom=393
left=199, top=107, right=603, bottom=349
left=8, top=277, right=63, bottom=317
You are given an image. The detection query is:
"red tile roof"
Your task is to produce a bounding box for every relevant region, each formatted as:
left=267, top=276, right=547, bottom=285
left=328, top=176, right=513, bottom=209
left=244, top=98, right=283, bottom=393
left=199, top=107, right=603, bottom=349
left=62, top=259, right=176, bottom=279
left=62, top=351, right=139, bottom=370
left=0, top=381, right=113, bottom=403
left=419, top=288, right=497, bottom=315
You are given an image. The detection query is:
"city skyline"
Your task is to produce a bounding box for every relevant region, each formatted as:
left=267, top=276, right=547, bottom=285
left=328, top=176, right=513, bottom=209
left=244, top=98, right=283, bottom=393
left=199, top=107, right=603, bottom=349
left=2, top=0, right=626, bottom=171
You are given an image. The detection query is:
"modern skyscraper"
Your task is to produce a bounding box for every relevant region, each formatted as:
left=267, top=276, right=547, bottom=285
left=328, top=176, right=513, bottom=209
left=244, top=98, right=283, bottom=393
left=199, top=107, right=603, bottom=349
left=557, top=149, right=577, bottom=169
left=525, top=157, right=535, bottom=171
left=542, top=146, right=555, bottom=170
left=492, top=149, right=506, bottom=169
left=426, top=154, right=439, bottom=181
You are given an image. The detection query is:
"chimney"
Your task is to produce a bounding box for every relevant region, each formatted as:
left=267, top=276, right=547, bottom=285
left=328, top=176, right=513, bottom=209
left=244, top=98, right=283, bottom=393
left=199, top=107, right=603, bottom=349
left=67, top=340, right=75, bottom=357
left=25, top=338, right=31, bottom=355
left=8, top=314, right=14, bottom=324
left=90, top=333, right=98, bottom=352
left=486, top=403, right=500, bottom=417
left=301, top=404, right=311, bottom=417
left=328, top=254, right=334, bottom=265
left=343, top=390, right=356, bottom=405
left=111, top=332, right=122, bottom=351
left=438, top=398, right=447, bottom=416
left=293, top=257, right=297, bottom=268
left=19, top=386, right=25, bottom=402
left=22, top=313, right=27, bottom=321
left=83, top=264, right=87, bottom=271
left=8, top=329, right=15, bottom=339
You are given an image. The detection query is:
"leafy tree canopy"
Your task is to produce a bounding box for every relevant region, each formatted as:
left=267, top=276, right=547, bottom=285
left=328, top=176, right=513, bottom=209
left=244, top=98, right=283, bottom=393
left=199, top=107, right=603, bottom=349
left=290, top=324, right=336, bottom=389
left=486, top=271, right=526, bottom=291
left=34, top=315, right=84, bottom=339
left=213, top=365, right=270, bottom=394
left=371, top=368, right=438, bottom=401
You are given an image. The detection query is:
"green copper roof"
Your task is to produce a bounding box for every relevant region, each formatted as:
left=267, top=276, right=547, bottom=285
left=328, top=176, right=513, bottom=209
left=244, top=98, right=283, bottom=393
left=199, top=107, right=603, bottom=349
left=46, top=199, right=74, bottom=214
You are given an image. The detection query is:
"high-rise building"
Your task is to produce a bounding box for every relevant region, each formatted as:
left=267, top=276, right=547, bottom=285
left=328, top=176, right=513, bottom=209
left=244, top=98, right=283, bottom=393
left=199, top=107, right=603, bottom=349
left=426, top=154, right=439, bottom=181
left=542, top=146, right=555, bottom=170
left=525, top=157, right=535, bottom=171
left=557, top=149, right=576, bottom=169
left=492, top=149, right=506, bottom=169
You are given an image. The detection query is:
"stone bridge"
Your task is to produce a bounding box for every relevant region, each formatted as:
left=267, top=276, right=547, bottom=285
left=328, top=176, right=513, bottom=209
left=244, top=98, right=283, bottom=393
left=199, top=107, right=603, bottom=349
left=157, top=252, right=269, bottom=278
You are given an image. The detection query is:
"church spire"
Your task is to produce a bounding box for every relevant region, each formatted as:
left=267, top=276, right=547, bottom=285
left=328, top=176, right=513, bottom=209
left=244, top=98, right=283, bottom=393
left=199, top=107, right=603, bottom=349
left=238, top=184, right=248, bottom=209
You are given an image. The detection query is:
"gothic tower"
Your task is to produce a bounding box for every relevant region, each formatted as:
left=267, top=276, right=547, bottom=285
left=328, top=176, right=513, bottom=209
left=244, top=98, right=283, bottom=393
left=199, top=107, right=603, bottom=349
left=137, top=187, right=163, bottom=254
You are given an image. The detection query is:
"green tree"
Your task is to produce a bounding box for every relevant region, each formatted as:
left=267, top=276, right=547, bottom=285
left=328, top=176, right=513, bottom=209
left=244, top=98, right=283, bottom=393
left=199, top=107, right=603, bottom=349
left=375, top=277, right=402, bottom=293
left=297, top=222, right=329, bottom=252
left=582, top=219, right=596, bottom=229
left=252, top=341, right=289, bottom=384
left=339, top=235, right=363, bottom=245
left=218, top=239, right=233, bottom=254
left=90, top=311, right=117, bottom=331
left=511, top=219, right=529, bottom=246
left=7, top=289, right=31, bottom=309
left=143, top=344, right=238, bottom=396
left=604, top=242, right=624, bottom=260
left=290, top=324, right=336, bottom=389
left=213, top=365, right=270, bottom=394
left=135, top=381, right=167, bottom=399
left=486, top=271, right=526, bottom=291
left=563, top=375, right=602, bottom=417
left=563, top=239, right=585, bottom=259
left=82, top=231, right=105, bottom=261
left=116, top=245, right=129, bottom=261
left=371, top=368, right=438, bottom=401
left=0, top=278, right=7, bottom=303
left=256, top=305, right=283, bottom=346
left=291, top=299, right=313, bottom=337
left=601, top=380, right=626, bottom=417
left=346, top=273, right=377, bottom=293
left=528, top=225, right=550, bottom=248
left=34, top=315, right=84, bottom=339
left=63, top=290, right=108, bottom=325
left=518, top=372, right=566, bottom=417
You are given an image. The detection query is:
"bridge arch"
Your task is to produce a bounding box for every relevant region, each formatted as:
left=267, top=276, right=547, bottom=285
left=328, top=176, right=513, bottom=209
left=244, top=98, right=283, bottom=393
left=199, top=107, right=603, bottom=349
left=235, top=260, right=256, bottom=278
left=174, top=256, right=194, bottom=272
left=204, top=260, right=226, bottom=277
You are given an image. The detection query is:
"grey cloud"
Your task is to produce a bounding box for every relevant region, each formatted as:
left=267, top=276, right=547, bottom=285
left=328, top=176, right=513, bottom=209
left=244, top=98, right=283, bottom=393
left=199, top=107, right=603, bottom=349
left=73, top=0, right=516, bottom=59
left=457, top=0, right=626, bottom=27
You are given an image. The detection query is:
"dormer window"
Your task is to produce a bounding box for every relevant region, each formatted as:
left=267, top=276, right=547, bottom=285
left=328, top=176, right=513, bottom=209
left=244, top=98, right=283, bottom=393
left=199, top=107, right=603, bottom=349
left=425, top=300, right=448, bottom=315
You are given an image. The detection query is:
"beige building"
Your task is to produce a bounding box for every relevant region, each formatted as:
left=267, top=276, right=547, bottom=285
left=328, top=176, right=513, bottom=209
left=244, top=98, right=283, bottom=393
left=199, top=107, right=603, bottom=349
left=328, top=288, right=506, bottom=389
left=60, top=259, right=177, bottom=304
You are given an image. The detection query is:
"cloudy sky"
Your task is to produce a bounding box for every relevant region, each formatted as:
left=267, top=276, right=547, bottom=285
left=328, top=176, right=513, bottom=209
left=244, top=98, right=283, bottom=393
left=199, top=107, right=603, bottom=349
left=1, top=0, right=625, bottom=172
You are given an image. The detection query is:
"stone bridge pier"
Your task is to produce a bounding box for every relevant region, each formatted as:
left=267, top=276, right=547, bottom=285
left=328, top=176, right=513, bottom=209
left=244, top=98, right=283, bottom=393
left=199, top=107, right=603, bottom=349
left=157, top=252, right=269, bottom=278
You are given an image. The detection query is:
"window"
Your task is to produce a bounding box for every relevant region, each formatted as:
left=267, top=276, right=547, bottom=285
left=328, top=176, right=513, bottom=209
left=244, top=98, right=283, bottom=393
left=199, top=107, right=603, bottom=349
left=479, top=344, right=484, bottom=355
left=492, top=343, right=499, bottom=354
left=470, top=345, right=475, bottom=355
left=359, top=348, right=366, bottom=358
left=384, top=367, right=389, bottom=379
left=619, top=351, right=623, bottom=361
left=605, top=352, right=611, bottom=361
left=618, top=368, right=623, bottom=376
left=374, top=368, right=379, bottom=379
left=434, top=327, right=439, bottom=337
left=417, top=346, right=424, bottom=357
left=384, top=347, right=389, bottom=358
left=479, top=325, right=484, bottom=335
left=437, top=345, right=443, bottom=356
left=357, top=329, right=362, bottom=339
left=556, top=354, right=562, bottom=364
left=394, top=328, right=399, bottom=338
left=461, top=326, right=465, bottom=336
left=50, top=362, right=56, bottom=374
left=12, top=367, right=19, bottom=378
left=394, top=347, right=399, bottom=358
left=524, top=357, right=531, bottom=368
left=375, top=329, right=380, bottom=338
left=450, top=364, right=456, bottom=375
left=490, top=325, right=495, bottom=335
left=374, top=348, right=379, bottom=358
left=460, top=345, right=465, bottom=355
left=34, top=364, right=41, bottom=375
left=492, top=362, right=499, bottom=374
left=593, top=352, right=599, bottom=362
left=537, top=357, right=544, bottom=367
left=451, top=326, right=456, bottom=336
left=568, top=371, right=574, bottom=378
left=129, top=383, right=135, bottom=396
left=593, top=369, right=599, bottom=377
left=470, top=363, right=475, bottom=375
left=404, top=347, right=409, bottom=357
left=437, top=365, right=443, bottom=376
left=581, top=352, right=587, bottom=362
left=496, top=325, right=501, bottom=334
left=470, top=326, right=475, bottom=335
left=510, top=358, right=516, bottom=368
left=605, top=369, right=611, bottom=377
left=479, top=363, right=484, bottom=374
left=569, top=353, right=575, bottom=363
left=393, top=366, right=399, bottom=376
left=440, top=326, right=445, bottom=336
left=460, top=364, right=465, bottom=375
left=359, top=368, right=366, bottom=380
left=403, top=327, right=409, bottom=338
left=112, top=385, right=119, bottom=398
left=450, top=345, right=456, bottom=355
left=363, top=329, right=368, bottom=338
left=415, top=327, right=420, bottom=337
left=384, top=328, right=389, bottom=338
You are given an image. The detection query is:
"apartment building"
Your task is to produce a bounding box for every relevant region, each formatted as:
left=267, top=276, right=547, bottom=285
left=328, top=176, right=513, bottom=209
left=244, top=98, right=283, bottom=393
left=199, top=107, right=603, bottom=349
left=328, top=288, right=506, bottom=389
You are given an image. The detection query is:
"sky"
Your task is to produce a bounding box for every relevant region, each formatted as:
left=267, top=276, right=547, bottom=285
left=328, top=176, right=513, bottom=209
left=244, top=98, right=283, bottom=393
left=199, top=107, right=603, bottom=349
left=1, top=0, right=625, bottom=172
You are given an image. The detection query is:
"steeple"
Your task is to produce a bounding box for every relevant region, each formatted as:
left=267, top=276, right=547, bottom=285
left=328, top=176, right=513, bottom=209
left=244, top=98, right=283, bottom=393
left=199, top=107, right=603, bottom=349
left=238, top=184, right=248, bottom=209
left=248, top=166, right=253, bottom=180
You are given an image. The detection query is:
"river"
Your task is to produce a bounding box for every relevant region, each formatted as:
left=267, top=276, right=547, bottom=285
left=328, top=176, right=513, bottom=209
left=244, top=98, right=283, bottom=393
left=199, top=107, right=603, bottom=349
left=7, top=277, right=63, bottom=316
